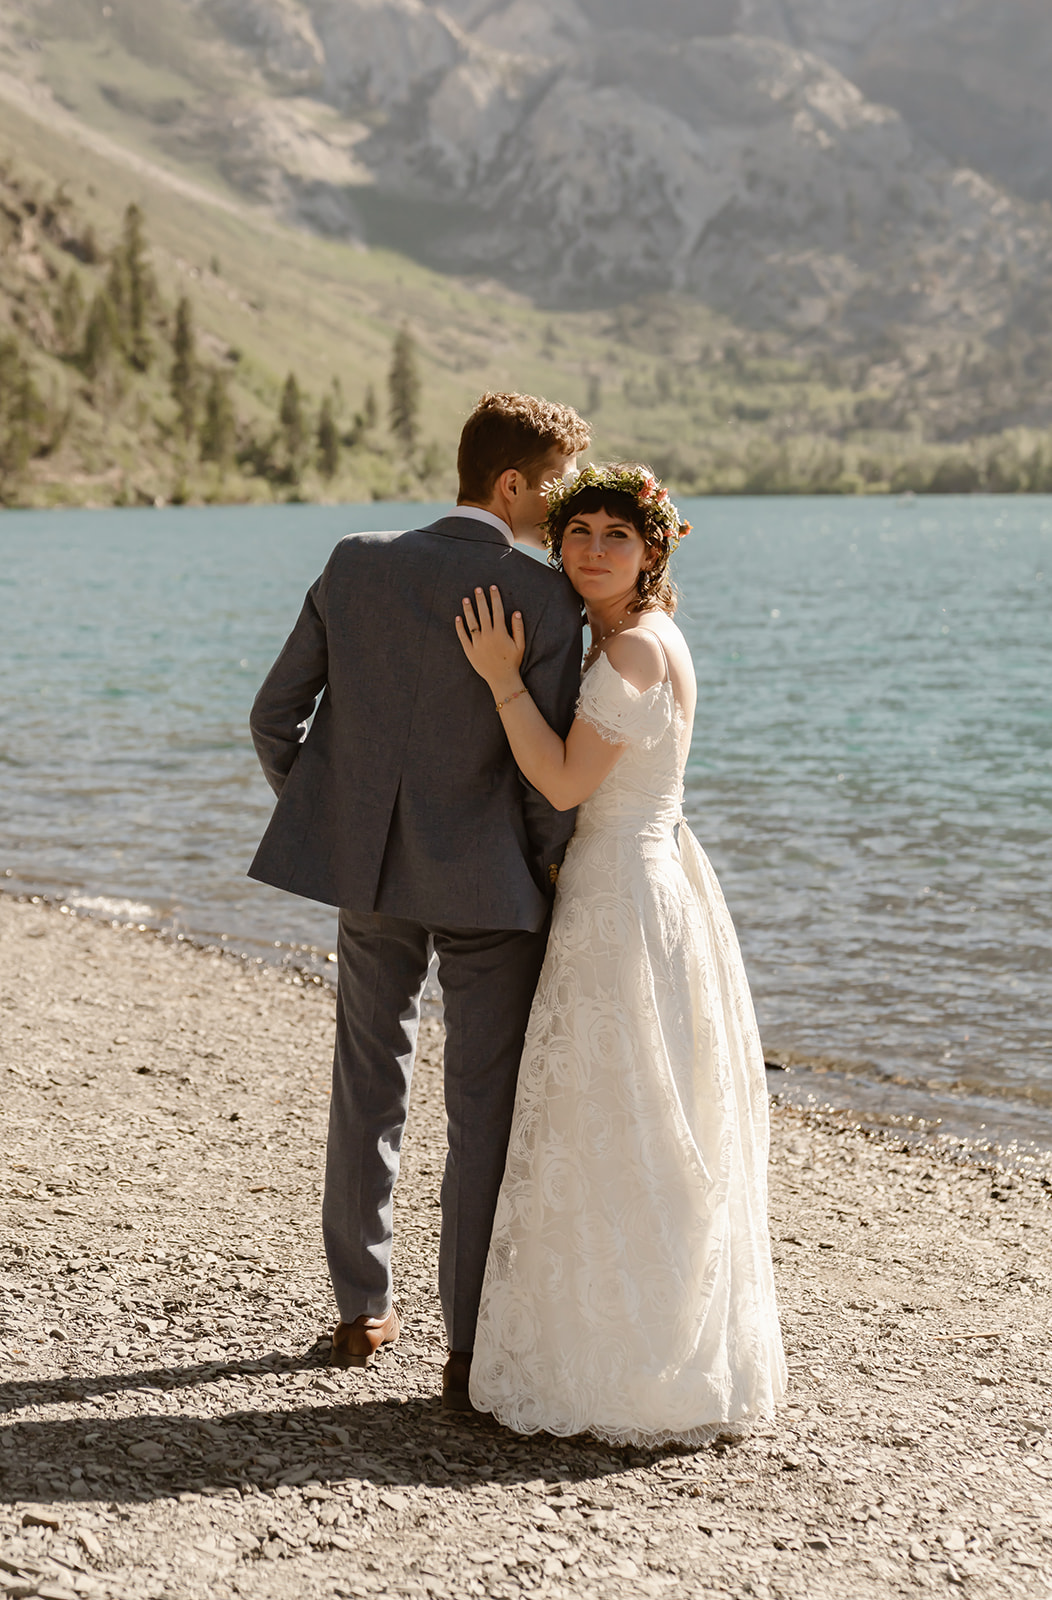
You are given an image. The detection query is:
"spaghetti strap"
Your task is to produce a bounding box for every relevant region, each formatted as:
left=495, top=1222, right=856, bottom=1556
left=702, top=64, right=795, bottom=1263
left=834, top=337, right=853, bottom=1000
left=637, top=625, right=671, bottom=682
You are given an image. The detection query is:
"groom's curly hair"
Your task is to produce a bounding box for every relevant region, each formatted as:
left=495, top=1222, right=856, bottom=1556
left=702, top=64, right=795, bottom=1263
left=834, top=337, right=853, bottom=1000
left=457, top=392, right=591, bottom=503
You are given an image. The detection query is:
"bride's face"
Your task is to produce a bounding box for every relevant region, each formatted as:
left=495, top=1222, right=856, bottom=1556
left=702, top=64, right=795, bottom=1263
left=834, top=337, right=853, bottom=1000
left=559, top=509, right=652, bottom=607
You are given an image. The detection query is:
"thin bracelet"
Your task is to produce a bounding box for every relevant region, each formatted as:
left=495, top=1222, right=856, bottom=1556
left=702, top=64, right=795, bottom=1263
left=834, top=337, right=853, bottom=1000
left=495, top=687, right=528, bottom=713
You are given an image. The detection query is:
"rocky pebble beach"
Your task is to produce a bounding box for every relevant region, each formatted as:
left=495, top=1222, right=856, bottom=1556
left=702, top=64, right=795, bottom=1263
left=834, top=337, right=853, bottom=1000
left=1, top=893, right=1051, bottom=1600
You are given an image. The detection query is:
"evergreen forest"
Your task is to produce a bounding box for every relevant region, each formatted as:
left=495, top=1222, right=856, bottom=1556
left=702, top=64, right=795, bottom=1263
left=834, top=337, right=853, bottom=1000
left=3, top=138, right=1052, bottom=508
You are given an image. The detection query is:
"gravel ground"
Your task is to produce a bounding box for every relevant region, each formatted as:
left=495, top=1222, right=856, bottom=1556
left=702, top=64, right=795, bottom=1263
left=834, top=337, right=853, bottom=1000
left=2, top=892, right=1051, bottom=1600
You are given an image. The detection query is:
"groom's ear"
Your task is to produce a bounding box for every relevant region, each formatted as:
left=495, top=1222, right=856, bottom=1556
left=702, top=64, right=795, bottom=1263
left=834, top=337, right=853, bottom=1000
left=498, top=467, right=522, bottom=500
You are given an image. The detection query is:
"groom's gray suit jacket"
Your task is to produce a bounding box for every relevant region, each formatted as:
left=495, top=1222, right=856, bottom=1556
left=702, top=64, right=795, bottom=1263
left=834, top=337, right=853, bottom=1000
left=248, top=514, right=583, bottom=930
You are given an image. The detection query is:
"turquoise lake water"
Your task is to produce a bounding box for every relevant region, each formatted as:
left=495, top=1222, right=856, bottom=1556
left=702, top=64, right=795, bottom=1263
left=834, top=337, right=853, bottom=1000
left=2, top=497, right=1050, bottom=1151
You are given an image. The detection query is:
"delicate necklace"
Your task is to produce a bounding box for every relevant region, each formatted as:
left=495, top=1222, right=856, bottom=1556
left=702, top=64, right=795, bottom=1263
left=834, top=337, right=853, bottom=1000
left=581, top=611, right=623, bottom=662
left=583, top=614, right=631, bottom=664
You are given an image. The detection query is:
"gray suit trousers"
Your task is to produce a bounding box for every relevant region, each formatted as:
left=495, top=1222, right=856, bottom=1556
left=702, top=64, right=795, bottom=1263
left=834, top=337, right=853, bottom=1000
left=323, top=908, right=548, bottom=1352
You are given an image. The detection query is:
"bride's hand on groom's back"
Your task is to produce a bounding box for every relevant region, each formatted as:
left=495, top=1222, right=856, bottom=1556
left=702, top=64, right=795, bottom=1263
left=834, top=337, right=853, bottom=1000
left=455, top=586, right=525, bottom=698
left=455, top=583, right=623, bottom=810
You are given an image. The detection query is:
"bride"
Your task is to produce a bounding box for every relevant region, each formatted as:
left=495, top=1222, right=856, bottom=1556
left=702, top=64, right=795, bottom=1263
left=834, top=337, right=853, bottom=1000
left=454, top=462, right=786, bottom=1446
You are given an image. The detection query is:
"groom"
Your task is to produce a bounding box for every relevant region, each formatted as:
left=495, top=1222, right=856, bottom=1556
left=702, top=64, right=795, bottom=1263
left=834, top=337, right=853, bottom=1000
left=248, top=391, right=589, bottom=1406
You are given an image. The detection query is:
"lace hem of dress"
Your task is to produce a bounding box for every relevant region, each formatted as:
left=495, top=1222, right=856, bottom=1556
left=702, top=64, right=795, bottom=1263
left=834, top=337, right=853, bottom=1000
left=576, top=651, right=675, bottom=750
left=479, top=1405, right=768, bottom=1450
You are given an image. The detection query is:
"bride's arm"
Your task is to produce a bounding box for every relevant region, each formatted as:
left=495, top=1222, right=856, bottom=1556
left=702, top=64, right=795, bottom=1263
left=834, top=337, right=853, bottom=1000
left=455, top=585, right=662, bottom=811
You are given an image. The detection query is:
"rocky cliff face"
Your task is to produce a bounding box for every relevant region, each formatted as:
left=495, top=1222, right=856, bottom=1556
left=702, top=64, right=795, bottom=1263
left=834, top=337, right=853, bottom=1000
left=208, top=0, right=326, bottom=90
left=851, top=1, right=1052, bottom=205
left=727, top=0, right=1052, bottom=205
left=21, top=0, right=1052, bottom=352
left=180, top=0, right=1051, bottom=355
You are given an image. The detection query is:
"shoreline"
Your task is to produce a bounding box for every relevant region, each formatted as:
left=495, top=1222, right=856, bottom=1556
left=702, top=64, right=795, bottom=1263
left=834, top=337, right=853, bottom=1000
left=1, top=892, right=1051, bottom=1599
left=4, top=881, right=1050, bottom=1174
left=6, top=490, right=1052, bottom=513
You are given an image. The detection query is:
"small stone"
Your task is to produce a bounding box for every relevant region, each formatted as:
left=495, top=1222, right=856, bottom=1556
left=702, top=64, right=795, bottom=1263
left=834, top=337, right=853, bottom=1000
left=279, top=1463, right=324, bottom=1485
left=909, top=1542, right=928, bottom=1562
left=127, top=1440, right=165, bottom=1462
left=76, top=1528, right=104, bottom=1559
left=939, top=1528, right=967, bottom=1553
left=531, top=1504, right=559, bottom=1523
left=378, top=1490, right=409, bottom=1512
left=22, top=1510, right=61, bottom=1530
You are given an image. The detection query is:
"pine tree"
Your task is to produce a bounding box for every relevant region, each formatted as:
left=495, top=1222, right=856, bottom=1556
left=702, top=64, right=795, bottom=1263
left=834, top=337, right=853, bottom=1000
left=77, top=223, right=100, bottom=265
left=171, top=295, right=197, bottom=440
left=316, top=394, right=339, bottom=480
left=279, top=371, right=306, bottom=479
left=388, top=326, right=421, bottom=452
left=121, top=202, right=153, bottom=372
left=363, top=383, right=378, bottom=430
left=0, top=337, right=48, bottom=500
left=55, top=269, right=85, bottom=358
left=81, top=289, right=121, bottom=379
left=105, top=252, right=129, bottom=344
left=199, top=370, right=236, bottom=466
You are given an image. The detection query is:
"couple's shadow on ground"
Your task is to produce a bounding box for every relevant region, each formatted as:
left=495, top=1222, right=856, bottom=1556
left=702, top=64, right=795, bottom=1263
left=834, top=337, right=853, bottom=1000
left=1, top=1343, right=722, bottom=1507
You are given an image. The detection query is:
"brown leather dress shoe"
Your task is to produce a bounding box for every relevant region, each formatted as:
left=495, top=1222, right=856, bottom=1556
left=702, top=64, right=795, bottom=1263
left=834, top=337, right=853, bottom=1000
left=329, top=1308, right=400, bottom=1369
left=441, top=1349, right=476, bottom=1411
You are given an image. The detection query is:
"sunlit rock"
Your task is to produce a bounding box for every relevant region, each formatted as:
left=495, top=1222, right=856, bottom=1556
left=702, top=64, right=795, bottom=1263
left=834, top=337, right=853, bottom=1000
left=206, top=0, right=325, bottom=91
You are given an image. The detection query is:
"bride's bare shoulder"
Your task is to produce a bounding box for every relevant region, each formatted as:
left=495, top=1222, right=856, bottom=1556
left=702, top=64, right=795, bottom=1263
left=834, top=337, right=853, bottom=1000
left=602, top=628, right=667, bottom=693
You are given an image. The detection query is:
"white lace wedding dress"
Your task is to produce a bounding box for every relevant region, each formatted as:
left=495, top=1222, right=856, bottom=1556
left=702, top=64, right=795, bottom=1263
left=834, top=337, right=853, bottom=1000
left=469, top=650, right=787, bottom=1445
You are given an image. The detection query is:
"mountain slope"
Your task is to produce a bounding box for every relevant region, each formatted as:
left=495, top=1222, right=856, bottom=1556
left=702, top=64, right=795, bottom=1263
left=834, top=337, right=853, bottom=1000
left=8, top=0, right=1051, bottom=372
left=2, top=2, right=1052, bottom=507
left=0, top=85, right=877, bottom=506
left=737, top=0, right=1052, bottom=204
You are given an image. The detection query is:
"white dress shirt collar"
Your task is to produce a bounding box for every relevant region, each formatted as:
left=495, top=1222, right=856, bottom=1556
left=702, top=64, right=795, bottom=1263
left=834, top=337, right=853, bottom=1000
left=451, top=505, right=513, bottom=539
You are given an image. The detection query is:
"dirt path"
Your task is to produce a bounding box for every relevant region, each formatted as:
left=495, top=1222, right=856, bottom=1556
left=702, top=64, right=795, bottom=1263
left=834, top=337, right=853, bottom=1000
left=1, top=894, right=1050, bottom=1600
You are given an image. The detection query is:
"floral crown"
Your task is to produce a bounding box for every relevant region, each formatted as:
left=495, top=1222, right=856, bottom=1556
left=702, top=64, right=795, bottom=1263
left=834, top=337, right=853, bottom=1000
left=542, top=462, right=691, bottom=548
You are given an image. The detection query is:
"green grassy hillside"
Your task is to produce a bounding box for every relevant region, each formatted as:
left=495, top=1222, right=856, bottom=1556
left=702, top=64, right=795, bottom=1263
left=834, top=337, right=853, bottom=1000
left=1, top=89, right=1051, bottom=507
